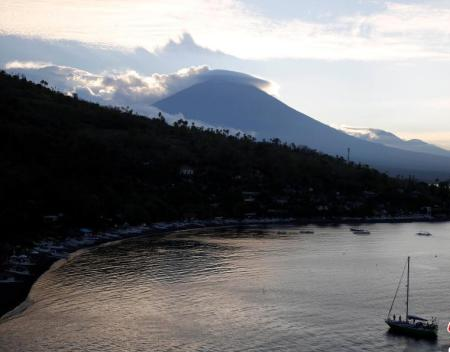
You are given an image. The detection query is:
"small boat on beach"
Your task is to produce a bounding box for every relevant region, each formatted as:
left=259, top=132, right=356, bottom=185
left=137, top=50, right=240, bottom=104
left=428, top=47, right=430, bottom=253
left=416, top=231, right=432, bottom=237
left=6, top=266, right=32, bottom=276
left=34, top=241, right=60, bottom=254
left=48, top=248, right=69, bottom=259
left=385, top=256, right=438, bottom=338
left=0, top=274, right=23, bottom=284
left=9, top=254, right=36, bottom=266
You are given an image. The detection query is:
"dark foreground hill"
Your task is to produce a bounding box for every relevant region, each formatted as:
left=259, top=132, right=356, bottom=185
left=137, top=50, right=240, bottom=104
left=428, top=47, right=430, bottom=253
left=155, top=77, right=450, bottom=180
left=1, top=72, right=449, bottom=244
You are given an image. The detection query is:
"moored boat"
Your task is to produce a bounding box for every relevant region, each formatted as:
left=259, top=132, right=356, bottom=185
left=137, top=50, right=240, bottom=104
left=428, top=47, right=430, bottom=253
left=385, top=256, right=438, bottom=338
left=353, top=230, right=370, bottom=235
left=350, top=227, right=370, bottom=235
left=386, top=316, right=438, bottom=338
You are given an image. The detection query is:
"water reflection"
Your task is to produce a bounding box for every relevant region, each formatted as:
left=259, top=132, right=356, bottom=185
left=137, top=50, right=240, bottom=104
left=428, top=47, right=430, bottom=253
left=1, top=222, right=450, bottom=352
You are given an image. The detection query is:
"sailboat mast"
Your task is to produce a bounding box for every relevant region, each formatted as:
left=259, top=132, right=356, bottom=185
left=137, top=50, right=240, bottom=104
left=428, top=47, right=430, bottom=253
left=406, top=256, right=410, bottom=320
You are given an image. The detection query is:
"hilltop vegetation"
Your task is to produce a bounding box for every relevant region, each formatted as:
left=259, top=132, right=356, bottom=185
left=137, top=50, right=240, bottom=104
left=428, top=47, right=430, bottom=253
left=1, top=71, right=449, bottom=243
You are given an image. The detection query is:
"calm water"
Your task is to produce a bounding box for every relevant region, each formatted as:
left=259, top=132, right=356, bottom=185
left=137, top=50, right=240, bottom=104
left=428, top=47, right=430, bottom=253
left=1, top=222, right=450, bottom=352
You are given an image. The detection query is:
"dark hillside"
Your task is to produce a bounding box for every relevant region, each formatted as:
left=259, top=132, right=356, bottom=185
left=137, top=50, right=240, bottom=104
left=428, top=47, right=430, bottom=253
left=1, top=72, right=449, bottom=244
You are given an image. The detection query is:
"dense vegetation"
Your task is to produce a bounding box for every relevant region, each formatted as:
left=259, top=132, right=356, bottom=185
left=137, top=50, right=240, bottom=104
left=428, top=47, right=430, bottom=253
left=1, top=71, right=449, bottom=244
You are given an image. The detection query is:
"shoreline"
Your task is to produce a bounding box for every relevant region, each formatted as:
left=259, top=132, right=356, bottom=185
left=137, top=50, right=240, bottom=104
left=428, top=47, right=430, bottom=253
left=1, top=215, right=447, bottom=319
left=0, top=218, right=293, bottom=318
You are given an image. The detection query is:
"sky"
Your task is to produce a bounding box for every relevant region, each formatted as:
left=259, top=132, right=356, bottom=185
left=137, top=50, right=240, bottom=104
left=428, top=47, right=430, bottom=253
left=1, top=0, right=450, bottom=148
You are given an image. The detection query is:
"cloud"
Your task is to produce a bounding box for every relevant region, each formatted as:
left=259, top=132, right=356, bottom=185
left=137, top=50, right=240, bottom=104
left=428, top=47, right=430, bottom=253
left=195, top=69, right=279, bottom=95
left=5, top=60, right=51, bottom=69
left=4, top=61, right=277, bottom=131
left=1, top=1, right=450, bottom=61
left=5, top=61, right=277, bottom=104
left=5, top=62, right=202, bottom=104
left=339, top=126, right=385, bottom=142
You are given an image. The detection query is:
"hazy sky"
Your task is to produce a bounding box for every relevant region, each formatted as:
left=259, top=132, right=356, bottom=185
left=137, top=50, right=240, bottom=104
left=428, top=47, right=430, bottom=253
left=1, top=0, right=450, bottom=148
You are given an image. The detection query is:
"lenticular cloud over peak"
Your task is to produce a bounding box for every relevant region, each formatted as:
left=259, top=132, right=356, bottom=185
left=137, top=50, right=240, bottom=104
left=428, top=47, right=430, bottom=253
left=199, top=70, right=278, bottom=96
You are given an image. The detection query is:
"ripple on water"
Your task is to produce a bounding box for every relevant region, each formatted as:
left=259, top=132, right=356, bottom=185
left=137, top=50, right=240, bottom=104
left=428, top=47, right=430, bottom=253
left=1, top=223, right=450, bottom=352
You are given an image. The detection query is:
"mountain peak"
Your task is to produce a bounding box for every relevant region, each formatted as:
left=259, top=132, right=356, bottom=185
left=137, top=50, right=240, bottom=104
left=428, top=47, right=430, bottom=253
left=154, top=79, right=450, bottom=180
left=155, top=78, right=317, bottom=137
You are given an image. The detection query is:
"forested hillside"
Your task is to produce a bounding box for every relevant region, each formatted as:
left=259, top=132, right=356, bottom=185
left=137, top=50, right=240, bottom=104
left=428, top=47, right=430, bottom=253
left=1, top=72, right=449, bottom=243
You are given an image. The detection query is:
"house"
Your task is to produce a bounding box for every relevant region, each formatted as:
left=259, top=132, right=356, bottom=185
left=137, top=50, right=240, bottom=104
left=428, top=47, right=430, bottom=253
left=316, top=205, right=329, bottom=212
left=43, top=213, right=63, bottom=223
left=273, top=197, right=288, bottom=205
left=179, top=165, right=194, bottom=176
left=80, top=228, right=93, bottom=236
left=363, top=191, right=377, bottom=198
left=242, top=191, right=259, bottom=203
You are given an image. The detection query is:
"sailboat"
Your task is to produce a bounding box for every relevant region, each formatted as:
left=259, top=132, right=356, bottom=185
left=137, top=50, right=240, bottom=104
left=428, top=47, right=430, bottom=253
left=385, top=256, right=438, bottom=338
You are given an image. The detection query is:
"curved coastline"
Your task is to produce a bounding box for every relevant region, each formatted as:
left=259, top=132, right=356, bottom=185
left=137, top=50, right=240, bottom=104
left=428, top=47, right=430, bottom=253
left=1, top=215, right=445, bottom=321
left=0, top=247, right=92, bottom=321
left=0, top=257, right=68, bottom=321
left=0, top=219, right=292, bottom=320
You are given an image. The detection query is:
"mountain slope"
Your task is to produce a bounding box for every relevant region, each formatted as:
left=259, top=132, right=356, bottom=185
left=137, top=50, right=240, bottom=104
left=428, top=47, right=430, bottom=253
left=341, top=127, right=450, bottom=157
left=155, top=79, right=450, bottom=180
left=4, top=72, right=449, bottom=241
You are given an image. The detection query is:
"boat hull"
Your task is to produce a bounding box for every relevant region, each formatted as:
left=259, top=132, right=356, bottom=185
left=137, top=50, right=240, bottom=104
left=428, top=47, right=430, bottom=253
left=385, top=320, right=437, bottom=339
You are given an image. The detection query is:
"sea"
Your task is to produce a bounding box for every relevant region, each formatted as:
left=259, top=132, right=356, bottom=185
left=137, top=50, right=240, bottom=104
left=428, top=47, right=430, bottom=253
left=1, top=222, right=450, bottom=352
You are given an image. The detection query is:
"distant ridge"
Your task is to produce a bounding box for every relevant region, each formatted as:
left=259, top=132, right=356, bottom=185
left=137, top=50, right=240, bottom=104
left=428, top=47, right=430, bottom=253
left=341, top=126, right=450, bottom=158
left=155, top=75, right=450, bottom=180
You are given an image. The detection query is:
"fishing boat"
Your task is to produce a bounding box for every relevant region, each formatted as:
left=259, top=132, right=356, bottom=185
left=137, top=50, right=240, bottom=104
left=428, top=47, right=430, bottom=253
left=48, top=248, right=69, bottom=259
left=0, top=274, right=23, bottom=284
left=9, top=254, right=36, bottom=266
left=350, top=227, right=370, bottom=235
left=385, top=256, right=438, bottom=338
left=6, top=266, right=32, bottom=276
left=353, top=230, right=370, bottom=235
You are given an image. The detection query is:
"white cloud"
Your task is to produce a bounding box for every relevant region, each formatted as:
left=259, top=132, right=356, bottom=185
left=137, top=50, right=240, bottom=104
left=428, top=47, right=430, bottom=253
left=5, top=61, right=277, bottom=104
left=5, top=60, right=51, bottom=69
left=340, top=126, right=384, bottom=142
left=1, top=1, right=450, bottom=61
left=4, top=61, right=276, bottom=134
left=5, top=62, right=205, bottom=104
